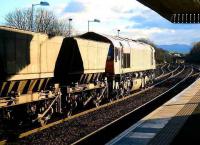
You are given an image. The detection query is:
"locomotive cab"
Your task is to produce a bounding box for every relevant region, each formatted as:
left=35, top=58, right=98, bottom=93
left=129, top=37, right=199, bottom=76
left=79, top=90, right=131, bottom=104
left=81, top=32, right=156, bottom=99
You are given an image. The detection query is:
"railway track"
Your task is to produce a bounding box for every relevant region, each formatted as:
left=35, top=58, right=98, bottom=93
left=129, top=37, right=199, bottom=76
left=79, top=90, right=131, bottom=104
left=155, top=64, right=165, bottom=77
left=73, top=65, right=199, bottom=145
left=155, top=63, right=167, bottom=78
left=0, top=64, right=197, bottom=145
left=155, top=64, right=179, bottom=81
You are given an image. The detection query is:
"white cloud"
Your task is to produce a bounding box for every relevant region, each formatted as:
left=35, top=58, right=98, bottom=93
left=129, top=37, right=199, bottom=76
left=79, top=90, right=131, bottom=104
left=151, top=29, right=200, bottom=45
left=51, top=0, right=148, bottom=33
left=49, top=0, right=200, bottom=45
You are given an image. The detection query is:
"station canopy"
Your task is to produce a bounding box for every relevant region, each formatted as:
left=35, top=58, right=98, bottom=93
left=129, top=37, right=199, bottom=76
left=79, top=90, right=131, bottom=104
left=138, top=0, right=200, bottom=23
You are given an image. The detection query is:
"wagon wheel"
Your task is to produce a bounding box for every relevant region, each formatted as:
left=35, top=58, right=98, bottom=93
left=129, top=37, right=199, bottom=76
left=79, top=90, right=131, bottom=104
left=93, top=91, right=101, bottom=107
left=67, top=100, right=77, bottom=117
left=67, top=109, right=72, bottom=117
left=93, top=100, right=100, bottom=107
left=115, top=95, right=120, bottom=100
left=38, top=107, right=53, bottom=126
left=109, top=98, right=114, bottom=102
left=116, top=88, right=123, bottom=99
left=39, top=117, right=47, bottom=126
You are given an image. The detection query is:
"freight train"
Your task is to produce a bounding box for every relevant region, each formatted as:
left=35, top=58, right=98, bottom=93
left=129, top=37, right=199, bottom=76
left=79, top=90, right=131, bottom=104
left=0, top=26, right=156, bottom=126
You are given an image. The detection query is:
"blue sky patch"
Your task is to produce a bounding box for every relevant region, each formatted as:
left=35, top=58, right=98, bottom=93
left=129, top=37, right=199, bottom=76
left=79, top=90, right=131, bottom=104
left=130, top=15, right=200, bottom=30
left=64, top=1, right=85, bottom=13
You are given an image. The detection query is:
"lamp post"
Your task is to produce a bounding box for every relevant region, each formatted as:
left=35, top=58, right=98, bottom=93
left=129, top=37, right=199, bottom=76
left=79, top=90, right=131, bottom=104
left=117, top=29, right=120, bottom=37
left=88, top=19, right=100, bottom=32
left=31, top=1, right=49, bottom=31
left=68, top=18, right=72, bottom=37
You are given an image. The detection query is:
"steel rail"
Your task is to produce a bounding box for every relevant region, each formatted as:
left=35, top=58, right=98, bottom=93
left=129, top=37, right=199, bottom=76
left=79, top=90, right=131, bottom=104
left=155, top=64, right=180, bottom=80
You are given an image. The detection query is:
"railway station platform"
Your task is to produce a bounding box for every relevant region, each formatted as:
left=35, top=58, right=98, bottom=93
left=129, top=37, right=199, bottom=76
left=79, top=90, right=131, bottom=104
left=107, top=78, right=200, bottom=145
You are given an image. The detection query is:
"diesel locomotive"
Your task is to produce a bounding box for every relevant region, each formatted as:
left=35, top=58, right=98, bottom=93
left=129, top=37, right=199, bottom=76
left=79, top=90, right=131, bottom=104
left=0, top=26, right=155, bottom=125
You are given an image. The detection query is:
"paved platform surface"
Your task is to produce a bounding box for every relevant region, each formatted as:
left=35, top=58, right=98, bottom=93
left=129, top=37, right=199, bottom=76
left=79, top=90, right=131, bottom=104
left=107, top=78, right=200, bottom=145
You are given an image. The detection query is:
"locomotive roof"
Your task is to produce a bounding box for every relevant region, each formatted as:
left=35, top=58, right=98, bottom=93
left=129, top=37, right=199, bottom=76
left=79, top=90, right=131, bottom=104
left=80, top=32, right=138, bottom=43
left=0, top=25, right=41, bottom=35
left=80, top=32, right=153, bottom=53
left=0, top=25, right=63, bottom=37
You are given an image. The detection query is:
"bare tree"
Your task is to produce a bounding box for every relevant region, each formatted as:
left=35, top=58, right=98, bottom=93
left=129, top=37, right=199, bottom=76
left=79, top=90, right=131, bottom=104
left=137, top=38, right=157, bottom=48
left=5, top=9, right=32, bottom=30
left=5, top=8, right=72, bottom=36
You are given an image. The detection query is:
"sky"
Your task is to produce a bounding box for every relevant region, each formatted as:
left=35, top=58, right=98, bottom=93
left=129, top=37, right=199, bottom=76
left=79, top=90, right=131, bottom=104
left=1, top=0, right=200, bottom=45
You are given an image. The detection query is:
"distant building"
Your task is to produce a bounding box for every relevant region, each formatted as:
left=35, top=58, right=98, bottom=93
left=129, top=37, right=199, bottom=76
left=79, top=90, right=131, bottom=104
left=173, top=56, right=185, bottom=64
left=170, top=53, right=185, bottom=63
